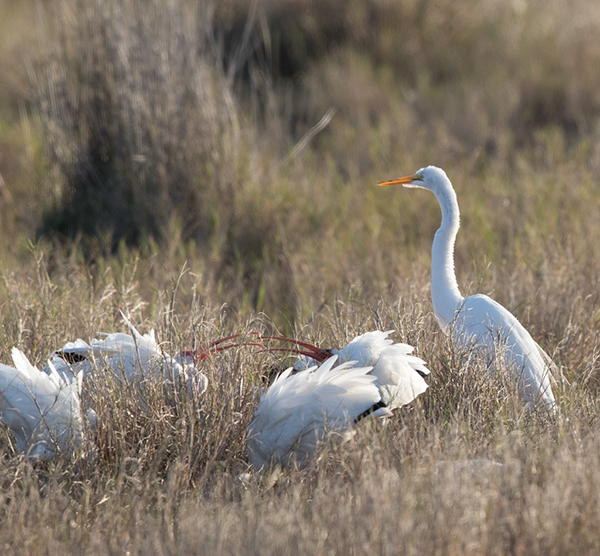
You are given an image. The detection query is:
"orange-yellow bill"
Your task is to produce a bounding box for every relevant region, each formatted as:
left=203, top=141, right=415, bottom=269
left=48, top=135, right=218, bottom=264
left=377, top=175, right=415, bottom=187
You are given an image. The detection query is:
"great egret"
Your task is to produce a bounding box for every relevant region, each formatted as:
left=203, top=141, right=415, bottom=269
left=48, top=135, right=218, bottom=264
left=247, top=355, right=390, bottom=469
left=0, top=348, right=90, bottom=460
left=378, top=166, right=556, bottom=411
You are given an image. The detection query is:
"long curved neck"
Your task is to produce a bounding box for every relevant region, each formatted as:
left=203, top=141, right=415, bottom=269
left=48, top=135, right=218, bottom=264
left=430, top=184, right=463, bottom=332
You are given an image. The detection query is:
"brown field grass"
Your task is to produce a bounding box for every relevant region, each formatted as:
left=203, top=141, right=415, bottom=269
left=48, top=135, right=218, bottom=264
left=0, top=0, right=600, bottom=553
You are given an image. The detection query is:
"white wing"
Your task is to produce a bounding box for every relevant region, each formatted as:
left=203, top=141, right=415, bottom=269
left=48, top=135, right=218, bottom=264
left=247, top=356, right=384, bottom=469
left=0, top=348, right=84, bottom=460
left=453, top=294, right=556, bottom=411
left=335, top=330, right=395, bottom=366
left=370, top=343, right=430, bottom=410
left=293, top=330, right=430, bottom=412
left=91, top=331, right=204, bottom=395
left=43, top=313, right=208, bottom=396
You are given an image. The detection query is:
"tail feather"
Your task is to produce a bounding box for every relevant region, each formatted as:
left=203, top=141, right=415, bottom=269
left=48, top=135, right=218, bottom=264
left=119, top=310, right=158, bottom=350
left=247, top=356, right=384, bottom=469
left=371, top=344, right=430, bottom=410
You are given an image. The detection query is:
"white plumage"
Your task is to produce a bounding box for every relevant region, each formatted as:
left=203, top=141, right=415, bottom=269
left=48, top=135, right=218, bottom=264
left=293, top=331, right=430, bottom=411
left=47, top=312, right=208, bottom=396
left=247, top=355, right=389, bottom=469
left=379, top=165, right=556, bottom=411
left=0, top=348, right=86, bottom=460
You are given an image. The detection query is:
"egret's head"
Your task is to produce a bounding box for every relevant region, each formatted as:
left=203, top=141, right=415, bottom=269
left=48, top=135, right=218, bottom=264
left=378, top=165, right=449, bottom=193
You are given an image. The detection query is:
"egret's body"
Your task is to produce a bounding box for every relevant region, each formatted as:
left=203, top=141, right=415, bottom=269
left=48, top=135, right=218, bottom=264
left=293, top=331, right=430, bottom=411
left=379, top=166, right=556, bottom=410
left=0, top=348, right=86, bottom=460
left=247, top=355, right=390, bottom=469
left=47, top=314, right=208, bottom=396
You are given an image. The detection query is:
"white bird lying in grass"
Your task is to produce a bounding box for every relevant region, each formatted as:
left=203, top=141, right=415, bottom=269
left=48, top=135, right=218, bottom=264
left=379, top=166, right=557, bottom=411
left=0, top=348, right=91, bottom=460
left=247, top=355, right=390, bottom=469
left=263, top=330, right=430, bottom=413
left=46, top=312, right=209, bottom=396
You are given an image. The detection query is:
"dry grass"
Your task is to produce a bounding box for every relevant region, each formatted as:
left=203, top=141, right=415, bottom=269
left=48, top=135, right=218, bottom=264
left=0, top=257, right=597, bottom=554
left=0, top=0, right=599, bottom=553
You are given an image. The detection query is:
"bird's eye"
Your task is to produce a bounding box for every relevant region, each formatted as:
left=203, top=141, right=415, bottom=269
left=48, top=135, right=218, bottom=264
left=413, top=173, right=424, bottom=181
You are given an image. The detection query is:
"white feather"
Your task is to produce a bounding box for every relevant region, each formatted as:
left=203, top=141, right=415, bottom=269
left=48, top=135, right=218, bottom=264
left=295, top=331, right=430, bottom=412
left=0, top=348, right=85, bottom=460
left=44, top=312, right=208, bottom=396
left=452, top=294, right=555, bottom=410
left=247, top=356, right=384, bottom=469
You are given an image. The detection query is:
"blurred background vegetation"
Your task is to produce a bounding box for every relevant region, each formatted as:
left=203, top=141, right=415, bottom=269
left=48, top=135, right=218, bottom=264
left=1, top=0, right=600, bottom=344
